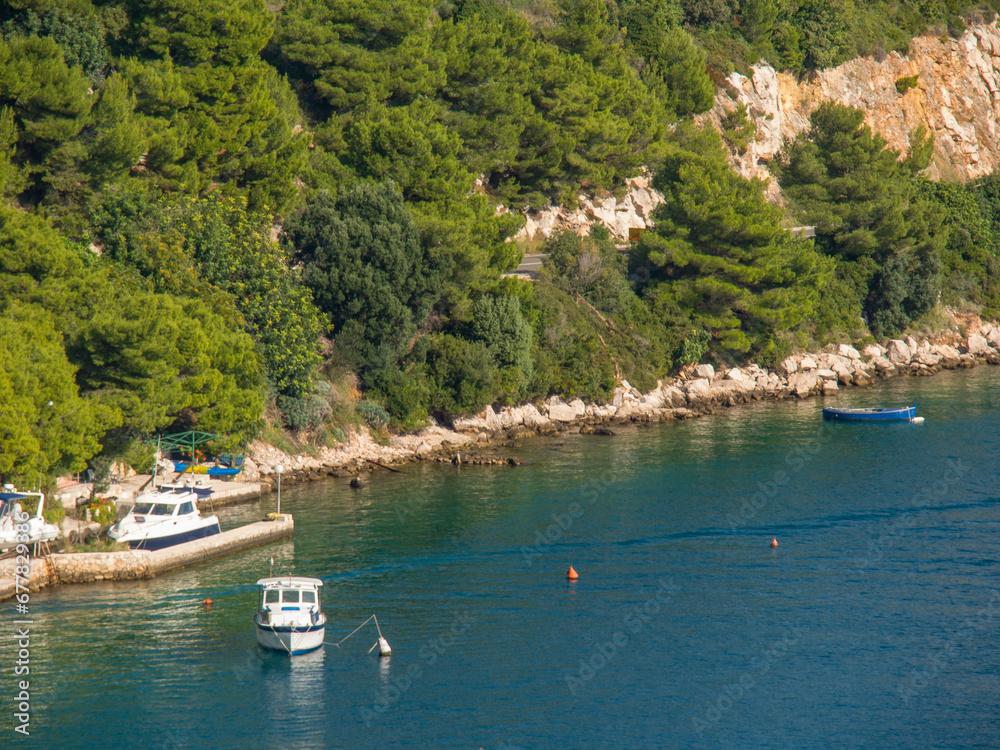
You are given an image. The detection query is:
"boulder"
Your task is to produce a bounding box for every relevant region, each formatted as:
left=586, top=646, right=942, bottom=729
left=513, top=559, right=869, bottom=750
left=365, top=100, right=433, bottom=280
left=724, top=368, right=754, bottom=385
left=787, top=371, right=818, bottom=396
left=886, top=339, right=911, bottom=365
left=986, top=325, right=1000, bottom=350
left=852, top=370, right=874, bottom=386
left=547, top=401, right=579, bottom=422
left=915, top=350, right=942, bottom=367
left=520, top=404, right=549, bottom=428
left=966, top=333, right=992, bottom=356
left=862, top=344, right=883, bottom=359
left=799, top=356, right=817, bottom=370
left=495, top=407, right=525, bottom=430
left=822, top=380, right=839, bottom=394
left=815, top=368, right=838, bottom=380
left=838, top=344, right=861, bottom=360
left=872, top=356, right=895, bottom=373
left=708, top=380, right=749, bottom=405
left=776, top=356, right=798, bottom=376
left=660, top=386, right=687, bottom=408
left=586, top=403, right=618, bottom=418
left=685, top=378, right=712, bottom=404
left=905, top=336, right=919, bottom=356
left=932, top=344, right=962, bottom=367
left=639, top=391, right=664, bottom=409
left=452, top=415, right=489, bottom=432
left=694, top=364, right=715, bottom=380
left=483, top=405, right=502, bottom=432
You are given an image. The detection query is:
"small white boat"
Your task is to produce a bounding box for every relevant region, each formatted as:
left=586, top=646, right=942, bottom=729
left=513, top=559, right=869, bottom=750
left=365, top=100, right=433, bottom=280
left=107, top=485, right=220, bottom=550
left=0, top=486, right=60, bottom=548
left=254, top=577, right=327, bottom=655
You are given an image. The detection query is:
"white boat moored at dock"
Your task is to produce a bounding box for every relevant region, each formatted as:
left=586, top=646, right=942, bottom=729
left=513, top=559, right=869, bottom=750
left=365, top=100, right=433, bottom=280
left=107, top=485, right=221, bottom=550
left=254, top=576, right=327, bottom=655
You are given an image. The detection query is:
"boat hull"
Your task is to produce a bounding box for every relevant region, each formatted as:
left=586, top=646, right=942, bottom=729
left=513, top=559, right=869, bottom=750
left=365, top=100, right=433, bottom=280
left=822, top=406, right=916, bottom=421
left=116, top=520, right=221, bottom=550
left=254, top=619, right=326, bottom=655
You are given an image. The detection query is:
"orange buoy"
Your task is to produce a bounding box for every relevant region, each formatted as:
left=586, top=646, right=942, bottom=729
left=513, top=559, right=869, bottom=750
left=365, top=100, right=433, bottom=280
left=204, top=598, right=213, bottom=606
left=567, top=565, right=579, bottom=580
left=770, top=538, right=778, bottom=548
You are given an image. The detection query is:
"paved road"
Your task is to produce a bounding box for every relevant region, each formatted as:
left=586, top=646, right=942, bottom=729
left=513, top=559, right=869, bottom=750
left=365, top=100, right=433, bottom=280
left=514, top=253, right=547, bottom=274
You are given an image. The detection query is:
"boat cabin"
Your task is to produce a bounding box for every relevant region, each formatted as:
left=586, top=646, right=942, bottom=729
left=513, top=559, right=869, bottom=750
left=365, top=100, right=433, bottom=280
left=129, top=488, right=200, bottom=522
left=256, top=577, right=324, bottom=626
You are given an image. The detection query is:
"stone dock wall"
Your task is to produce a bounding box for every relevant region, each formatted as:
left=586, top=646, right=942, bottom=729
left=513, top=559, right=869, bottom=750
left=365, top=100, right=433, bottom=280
left=0, top=514, right=293, bottom=601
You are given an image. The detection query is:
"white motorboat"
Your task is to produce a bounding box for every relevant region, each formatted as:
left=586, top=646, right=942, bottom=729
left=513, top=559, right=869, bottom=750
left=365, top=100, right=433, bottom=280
left=107, top=485, right=220, bottom=550
left=254, top=577, right=327, bottom=655
left=0, top=486, right=60, bottom=548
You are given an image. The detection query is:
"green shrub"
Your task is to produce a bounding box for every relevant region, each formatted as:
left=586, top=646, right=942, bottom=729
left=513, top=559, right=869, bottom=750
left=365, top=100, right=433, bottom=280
left=357, top=399, right=390, bottom=429
left=278, top=381, right=336, bottom=431
left=677, top=329, right=711, bottom=366
left=415, top=333, right=499, bottom=414
left=895, top=75, right=919, bottom=95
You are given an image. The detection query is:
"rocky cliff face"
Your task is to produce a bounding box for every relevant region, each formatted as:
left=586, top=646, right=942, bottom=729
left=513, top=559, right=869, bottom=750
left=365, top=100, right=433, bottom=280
left=516, top=21, right=1000, bottom=241
left=705, top=21, right=1000, bottom=197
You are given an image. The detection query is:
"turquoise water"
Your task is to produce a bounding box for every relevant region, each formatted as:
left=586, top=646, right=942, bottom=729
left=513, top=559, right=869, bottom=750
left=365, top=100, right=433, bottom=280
left=4, top=367, right=1000, bottom=749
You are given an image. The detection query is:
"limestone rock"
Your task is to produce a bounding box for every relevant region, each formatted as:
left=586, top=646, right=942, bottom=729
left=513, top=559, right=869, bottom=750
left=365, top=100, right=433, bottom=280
left=685, top=378, right=712, bottom=403
left=547, top=400, right=578, bottom=423
left=862, top=344, right=884, bottom=359
left=916, top=350, right=942, bottom=366
left=838, top=344, right=861, bottom=359
left=986, top=325, right=1000, bottom=350
left=799, top=356, right=817, bottom=370
left=777, top=356, right=798, bottom=376
left=886, top=340, right=912, bottom=364
left=787, top=371, right=818, bottom=396
left=520, top=404, right=549, bottom=428
left=932, top=344, right=962, bottom=367
left=694, top=364, right=716, bottom=380
left=966, top=333, right=992, bottom=355
left=661, top=386, right=688, bottom=408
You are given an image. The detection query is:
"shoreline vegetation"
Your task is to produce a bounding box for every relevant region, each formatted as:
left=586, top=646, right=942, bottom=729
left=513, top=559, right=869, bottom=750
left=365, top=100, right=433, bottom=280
left=240, top=317, right=1000, bottom=488
left=4, top=318, right=996, bottom=604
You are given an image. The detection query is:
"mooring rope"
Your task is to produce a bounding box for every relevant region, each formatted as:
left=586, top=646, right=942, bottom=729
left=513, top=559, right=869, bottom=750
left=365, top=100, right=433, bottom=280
left=326, top=613, right=384, bottom=649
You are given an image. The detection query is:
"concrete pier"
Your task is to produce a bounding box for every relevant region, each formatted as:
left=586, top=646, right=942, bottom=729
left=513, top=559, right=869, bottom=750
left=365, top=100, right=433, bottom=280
left=0, top=514, right=293, bottom=600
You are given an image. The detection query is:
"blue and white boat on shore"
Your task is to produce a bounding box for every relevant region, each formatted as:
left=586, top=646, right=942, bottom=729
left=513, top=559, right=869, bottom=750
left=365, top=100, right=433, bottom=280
left=254, top=577, right=327, bottom=655
left=107, top=485, right=221, bottom=550
left=0, top=487, right=61, bottom=548
left=822, top=404, right=919, bottom=421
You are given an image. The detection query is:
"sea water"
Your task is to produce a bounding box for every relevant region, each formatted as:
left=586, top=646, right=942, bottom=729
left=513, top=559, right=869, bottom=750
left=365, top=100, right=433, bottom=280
left=4, top=367, right=999, bottom=749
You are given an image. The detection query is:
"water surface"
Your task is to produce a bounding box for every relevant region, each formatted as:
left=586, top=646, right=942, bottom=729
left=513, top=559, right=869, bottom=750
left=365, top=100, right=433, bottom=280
left=4, top=367, right=1000, bottom=749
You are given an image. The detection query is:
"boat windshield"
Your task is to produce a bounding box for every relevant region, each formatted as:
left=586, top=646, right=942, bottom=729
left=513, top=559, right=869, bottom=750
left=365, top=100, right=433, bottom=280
left=133, top=503, right=154, bottom=514
left=265, top=590, right=280, bottom=604
left=302, top=590, right=316, bottom=604
left=148, top=504, right=173, bottom=516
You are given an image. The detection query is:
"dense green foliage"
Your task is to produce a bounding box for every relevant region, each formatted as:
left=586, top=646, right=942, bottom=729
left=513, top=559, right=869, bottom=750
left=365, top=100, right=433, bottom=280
left=640, top=124, right=835, bottom=358
left=776, top=103, right=949, bottom=338
left=2, top=0, right=1000, bottom=486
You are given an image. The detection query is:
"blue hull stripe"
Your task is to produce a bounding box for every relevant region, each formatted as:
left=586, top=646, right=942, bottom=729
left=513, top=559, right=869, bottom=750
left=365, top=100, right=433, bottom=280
left=254, top=620, right=325, bottom=634
left=128, top=522, right=221, bottom=551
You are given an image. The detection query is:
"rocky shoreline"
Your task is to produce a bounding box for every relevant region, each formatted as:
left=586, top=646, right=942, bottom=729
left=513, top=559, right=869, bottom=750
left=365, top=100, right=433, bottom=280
left=243, top=320, right=1000, bottom=486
